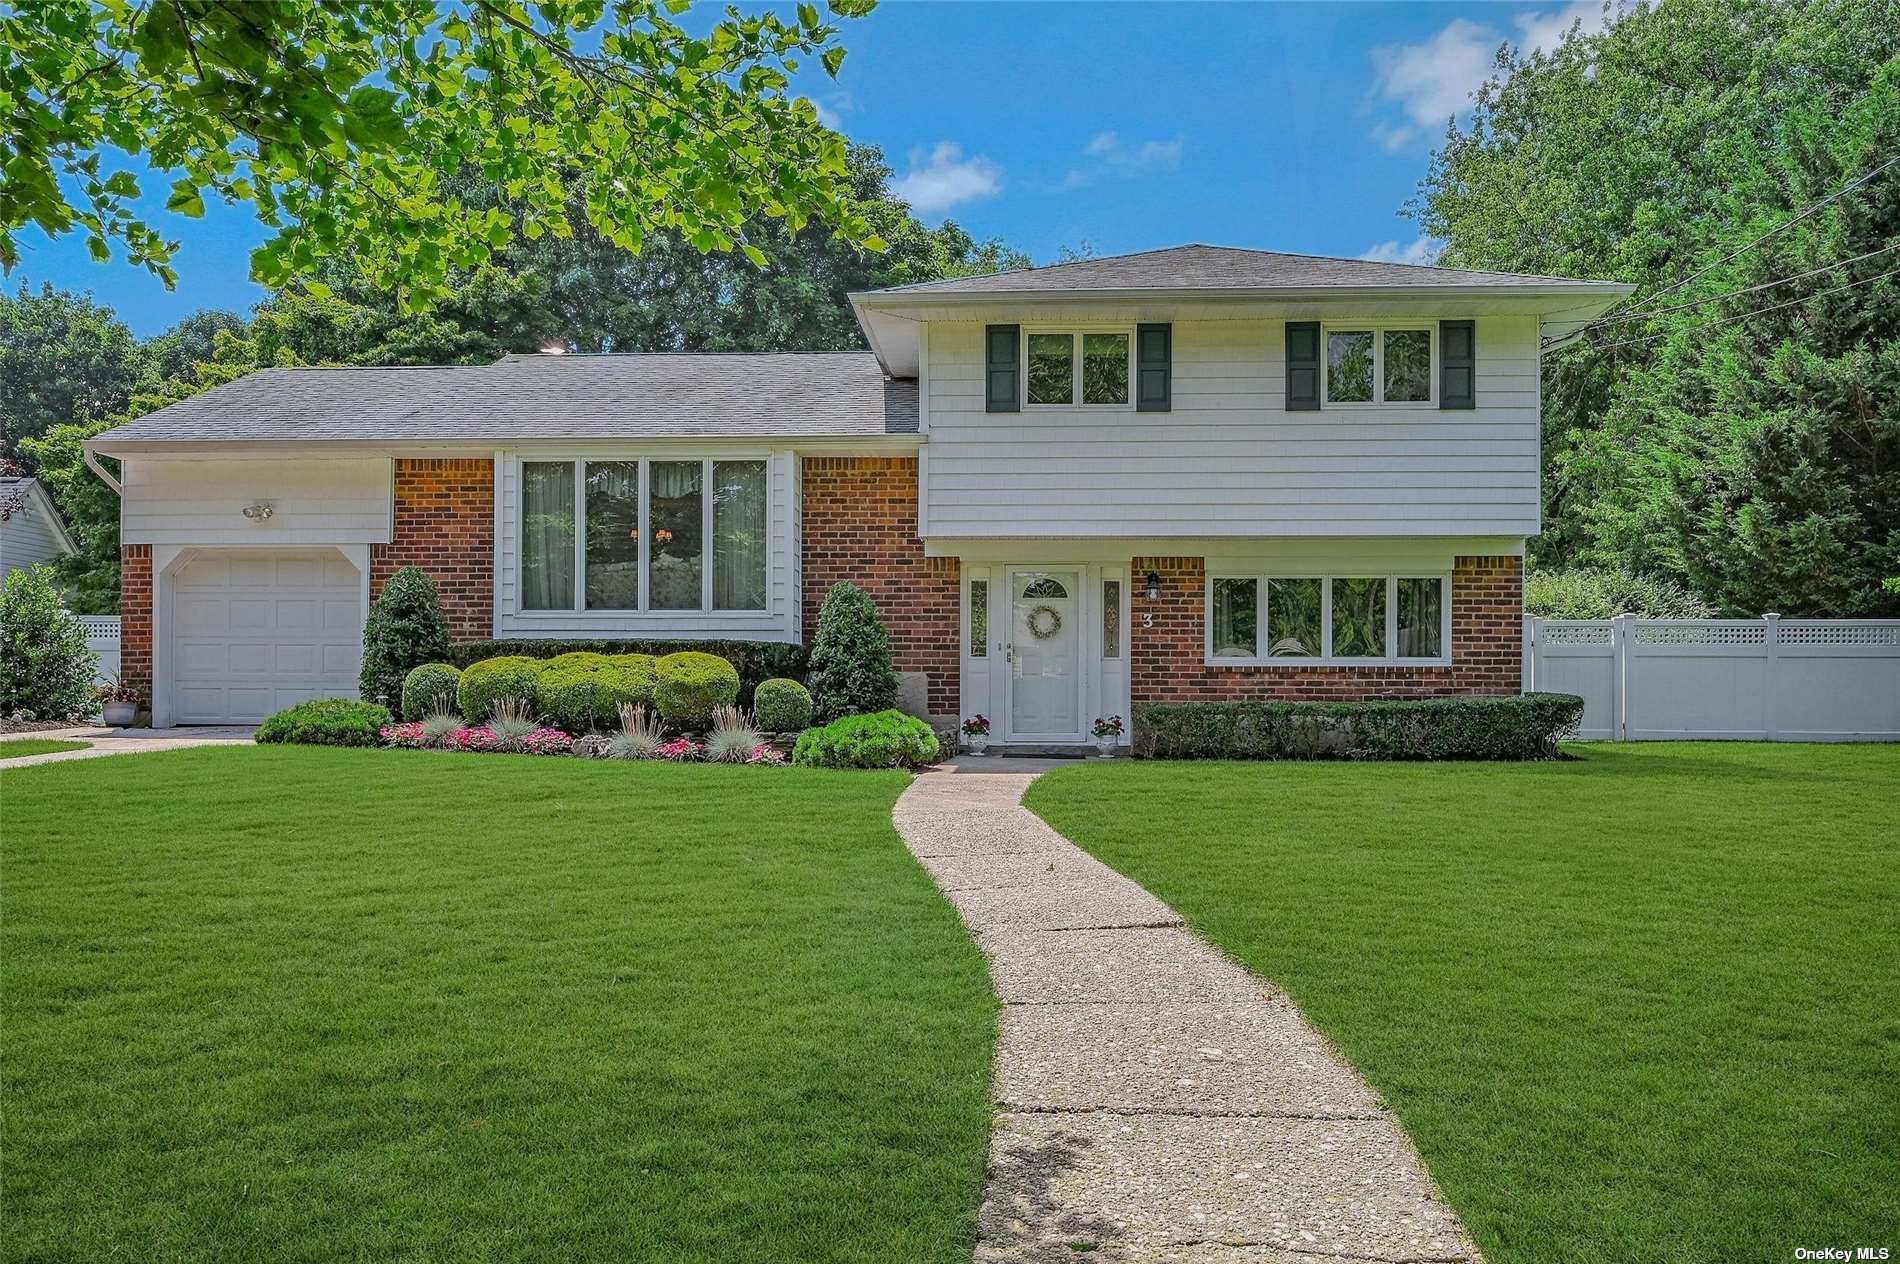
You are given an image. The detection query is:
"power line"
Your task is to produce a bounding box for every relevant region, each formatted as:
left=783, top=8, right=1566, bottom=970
left=1572, top=263, right=1900, bottom=356
left=1550, top=151, right=1900, bottom=344
left=1540, top=240, right=1900, bottom=336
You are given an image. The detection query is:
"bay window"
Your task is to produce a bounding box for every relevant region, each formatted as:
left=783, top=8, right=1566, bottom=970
left=520, top=457, right=768, bottom=614
left=1206, top=573, right=1449, bottom=665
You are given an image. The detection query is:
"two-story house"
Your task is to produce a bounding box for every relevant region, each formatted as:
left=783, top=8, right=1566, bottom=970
left=86, top=245, right=1630, bottom=739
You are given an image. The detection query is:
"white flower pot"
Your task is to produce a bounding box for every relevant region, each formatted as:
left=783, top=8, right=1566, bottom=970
left=103, top=700, right=137, bottom=727
left=1094, top=738, right=1116, bottom=757
left=966, top=735, right=989, bottom=755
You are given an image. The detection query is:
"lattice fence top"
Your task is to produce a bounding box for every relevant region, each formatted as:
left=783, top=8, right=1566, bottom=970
left=1540, top=622, right=1614, bottom=646
left=78, top=615, right=121, bottom=639
left=1632, top=622, right=1767, bottom=647
left=1779, top=621, right=1900, bottom=646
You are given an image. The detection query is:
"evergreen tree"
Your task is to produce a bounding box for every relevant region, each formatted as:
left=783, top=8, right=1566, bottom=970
left=807, top=581, right=897, bottom=723
left=358, top=567, right=450, bottom=711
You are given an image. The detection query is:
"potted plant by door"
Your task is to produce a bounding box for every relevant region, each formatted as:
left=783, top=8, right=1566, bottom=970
left=961, top=714, right=991, bottom=755
left=1091, top=715, right=1124, bottom=757
left=96, top=677, right=142, bottom=728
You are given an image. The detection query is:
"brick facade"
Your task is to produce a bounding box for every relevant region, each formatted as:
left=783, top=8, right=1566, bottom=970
left=1129, top=554, right=1523, bottom=703
left=800, top=456, right=960, bottom=716
left=119, top=544, right=153, bottom=702
left=369, top=458, right=495, bottom=640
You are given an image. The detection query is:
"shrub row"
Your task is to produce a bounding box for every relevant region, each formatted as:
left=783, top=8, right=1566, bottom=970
left=792, top=710, right=939, bottom=769
left=444, top=639, right=805, bottom=707
left=255, top=698, right=393, bottom=747
left=421, top=651, right=752, bottom=731
left=1132, top=693, right=1586, bottom=762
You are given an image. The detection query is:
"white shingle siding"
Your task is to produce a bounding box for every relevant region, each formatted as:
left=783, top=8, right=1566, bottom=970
left=921, top=316, right=1542, bottom=538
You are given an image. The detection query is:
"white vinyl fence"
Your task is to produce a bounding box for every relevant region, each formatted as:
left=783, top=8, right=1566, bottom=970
left=80, top=614, right=120, bottom=684
left=1522, top=614, right=1900, bottom=742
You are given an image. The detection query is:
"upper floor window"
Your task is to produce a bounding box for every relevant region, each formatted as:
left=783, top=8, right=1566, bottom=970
left=1325, top=325, right=1433, bottom=405
left=1025, top=330, right=1131, bottom=407
left=520, top=457, right=767, bottom=614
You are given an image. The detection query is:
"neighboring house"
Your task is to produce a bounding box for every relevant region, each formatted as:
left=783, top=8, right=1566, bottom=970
left=84, top=245, right=1631, bottom=736
left=0, top=475, right=79, bottom=580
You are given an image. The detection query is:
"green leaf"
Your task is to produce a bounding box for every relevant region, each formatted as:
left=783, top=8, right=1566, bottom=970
left=165, top=181, right=205, bottom=218
left=821, top=47, right=845, bottom=78
left=741, top=243, right=768, bottom=267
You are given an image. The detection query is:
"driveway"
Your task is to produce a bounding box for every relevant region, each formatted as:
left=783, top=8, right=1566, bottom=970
left=1, top=725, right=256, bottom=768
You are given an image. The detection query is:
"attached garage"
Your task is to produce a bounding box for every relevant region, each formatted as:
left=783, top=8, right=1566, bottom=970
left=167, top=549, right=364, bottom=724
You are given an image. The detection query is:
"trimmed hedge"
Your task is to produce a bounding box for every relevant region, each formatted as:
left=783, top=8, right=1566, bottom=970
left=255, top=698, right=392, bottom=747
left=457, top=656, right=545, bottom=724
left=534, top=652, right=658, bottom=733
left=401, top=662, right=462, bottom=721
left=1132, top=693, right=1587, bottom=762
left=445, top=639, right=804, bottom=707
left=653, top=651, right=742, bottom=731
left=754, top=677, right=813, bottom=732
left=792, top=709, right=940, bottom=769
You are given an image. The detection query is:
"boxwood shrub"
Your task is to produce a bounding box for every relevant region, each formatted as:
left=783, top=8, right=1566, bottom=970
left=534, top=652, right=658, bottom=733
left=652, top=651, right=742, bottom=731
left=255, top=698, right=392, bottom=747
left=1132, top=693, right=1587, bottom=762
left=792, top=709, right=940, bottom=769
left=445, top=639, right=804, bottom=707
left=457, top=656, right=546, bottom=724
left=400, top=662, right=462, bottom=721
left=753, top=677, right=813, bottom=732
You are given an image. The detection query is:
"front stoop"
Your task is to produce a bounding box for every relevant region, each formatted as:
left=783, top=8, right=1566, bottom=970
left=892, top=761, right=1483, bottom=1264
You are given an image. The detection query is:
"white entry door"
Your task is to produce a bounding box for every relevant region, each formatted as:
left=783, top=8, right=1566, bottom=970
left=170, top=549, right=363, bottom=723
left=1006, top=567, right=1083, bottom=741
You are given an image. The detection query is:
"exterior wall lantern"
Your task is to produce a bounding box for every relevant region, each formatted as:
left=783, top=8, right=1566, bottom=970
left=1144, top=570, right=1162, bottom=601
left=242, top=502, right=274, bottom=521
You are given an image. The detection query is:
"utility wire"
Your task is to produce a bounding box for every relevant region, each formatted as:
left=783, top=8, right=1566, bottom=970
left=1572, top=263, right=1900, bottom=356
left=1540, top=240, right=1900, bottom=334
left=1545, top=151, right=1900, bottom=345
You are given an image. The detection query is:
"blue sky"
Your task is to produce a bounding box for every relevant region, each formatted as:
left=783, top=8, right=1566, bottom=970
left=11, top=0, right=1607, bottom=337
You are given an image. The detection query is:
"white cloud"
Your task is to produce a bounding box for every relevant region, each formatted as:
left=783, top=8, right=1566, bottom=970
left=1367, top=2, right=1617, bottom=149
left=810, top=90, right=855, bottom=131
left=890, top=142, right=1002, bottom=218
left=1060, top=131, right=1185, bottom=189
left=1361, top=237, right=1442, bottom=267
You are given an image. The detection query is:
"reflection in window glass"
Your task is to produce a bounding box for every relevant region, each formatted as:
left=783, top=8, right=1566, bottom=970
left=1384, top=329, right=1431, bottom=402
left=1082, top=333, right=1129, bottom=405
left=1027, top=333, right=1074, bottom=404
left=1327, top=330, right=1374, bottom=402
left=1266, top=578, right=1322, bottom=657
left=1103, top=580, right=1121, bottom=658
left=711, top=460, right=767, bottom=610
left=969, top=581, right=988, bottom=657
left=1397, top=577, right=1444, bottom=658
left=1331, top=578, right=1387, bottom=658
left=647, top=460, right=703, bottom=610
left=1212, top=578, right=1257, bottom=657
left=521, top=461, right=575, bottom=610
left=584, top=461, right=639, bottom=610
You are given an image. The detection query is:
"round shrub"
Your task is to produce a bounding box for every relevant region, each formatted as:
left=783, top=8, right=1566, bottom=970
left=792, top=710, right=940, bottom=769
left=457, top=656, right=546, bottom=724
left=255, top=698, right=392, bottom=747
left=653, top=651, right=741, bottom=731
left=535, top=653, right=658, bottom=733
left=401, top=662, right=462, bottom=720
left=0, top=564, right=96, bottom=721
left=753, top=677, right=813, bottom=733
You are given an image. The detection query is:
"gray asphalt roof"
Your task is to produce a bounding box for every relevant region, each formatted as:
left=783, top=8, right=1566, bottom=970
left=867, top=243, right=1615, bottom=295
left=88, top=351, right=918, bottom=446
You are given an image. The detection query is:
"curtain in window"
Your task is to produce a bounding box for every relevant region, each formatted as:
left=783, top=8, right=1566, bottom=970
left=1397, top=578, right=1444, bottom=657
left=1212, top=579, right=1257, bottom=657
left=521, top=462, right=575, bottom=610
left=584, top=461, right=639, bottom=610
left=712, top=461, right=767, bottom=610
left=648, top=460, right=704, bottom=610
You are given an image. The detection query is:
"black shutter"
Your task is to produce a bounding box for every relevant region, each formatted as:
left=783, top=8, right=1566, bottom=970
left=1440, top=319, right=1475, bottom=409
left=985, top=324, right=1020, bottom=413
left=1286, top=322, right=1319, bottom=411
left=1135, top=322, right=1171, bottom=412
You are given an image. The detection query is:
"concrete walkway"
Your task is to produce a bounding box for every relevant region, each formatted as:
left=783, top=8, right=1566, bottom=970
left=894, top=759, right=1481, bottom=1264
left=0, top=725, right=255, bottom=768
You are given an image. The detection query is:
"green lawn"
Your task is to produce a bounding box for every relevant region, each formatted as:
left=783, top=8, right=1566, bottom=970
left=4, top=747, right=995, bottom=1263
left=0, top=737, right=89, bottom=759
left=1025, top=743, right=1899, bottom=1264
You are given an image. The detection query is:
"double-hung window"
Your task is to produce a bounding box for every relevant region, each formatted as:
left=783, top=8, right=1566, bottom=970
left=1324, top=324, right=1434, bottom=405
left=1025, top=330, right=1132, bottom=407
left=1207, top=573, right=1449, bottom=665
left=519, top=457, right=768, bottom=614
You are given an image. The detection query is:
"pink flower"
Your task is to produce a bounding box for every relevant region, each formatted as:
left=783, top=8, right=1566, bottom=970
left=748, top=744, right=786, bottom=765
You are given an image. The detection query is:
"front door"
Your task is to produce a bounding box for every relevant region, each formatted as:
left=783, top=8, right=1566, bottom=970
left=1006, top=568, right=1083, bottom=741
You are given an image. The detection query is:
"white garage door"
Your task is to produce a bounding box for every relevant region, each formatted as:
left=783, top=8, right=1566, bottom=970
left=171, top=549, right=363, bottom=723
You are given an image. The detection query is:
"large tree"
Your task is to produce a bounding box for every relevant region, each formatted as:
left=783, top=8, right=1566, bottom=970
left=3, top=0, right=879, bottom=306
left=0, top=283, right=144, bottom=461
left=1412, top=0, right=1900, bottom=616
